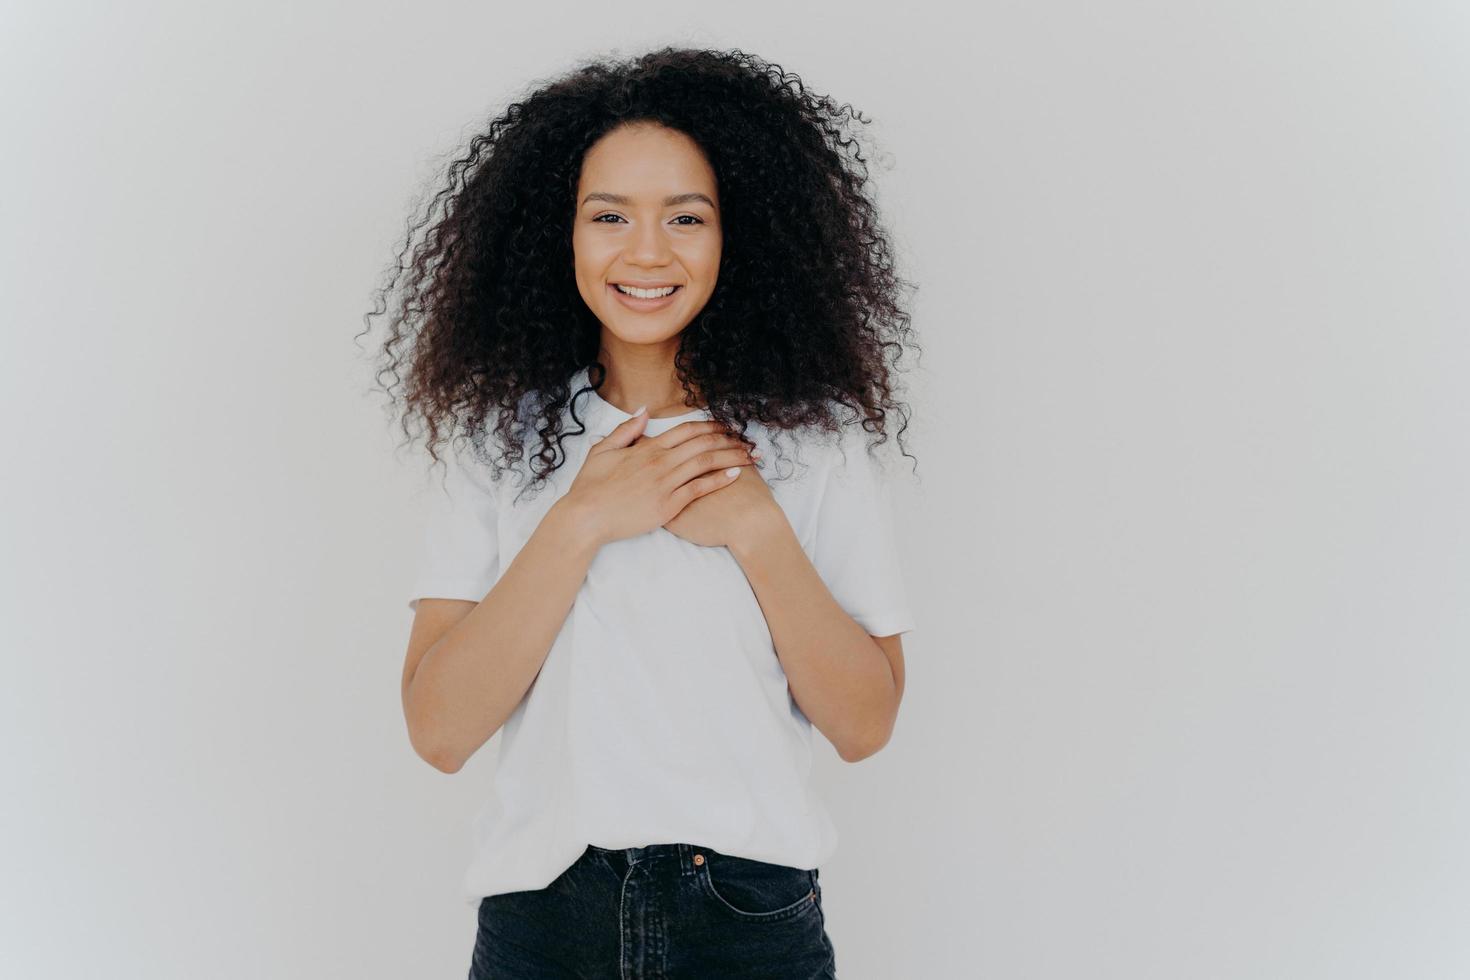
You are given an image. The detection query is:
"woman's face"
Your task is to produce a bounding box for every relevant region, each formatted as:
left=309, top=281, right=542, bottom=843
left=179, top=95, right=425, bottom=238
left=572, top=122, right=722, bottom=345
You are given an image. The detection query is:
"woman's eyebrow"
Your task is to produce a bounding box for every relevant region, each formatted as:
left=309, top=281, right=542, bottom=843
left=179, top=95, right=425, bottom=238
left=581, top=191, right=715, bottom=208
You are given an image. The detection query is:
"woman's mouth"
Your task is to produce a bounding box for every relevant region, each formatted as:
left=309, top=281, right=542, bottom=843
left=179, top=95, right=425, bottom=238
left=608, top=283, right=682, bottom=311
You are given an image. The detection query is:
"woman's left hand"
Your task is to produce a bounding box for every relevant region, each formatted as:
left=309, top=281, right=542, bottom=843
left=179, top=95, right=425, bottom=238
left=662, top=455, right=778, bottom=548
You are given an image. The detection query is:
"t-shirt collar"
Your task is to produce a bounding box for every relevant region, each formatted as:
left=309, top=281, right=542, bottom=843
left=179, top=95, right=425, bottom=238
left=568, top=365, right=710, bottom=437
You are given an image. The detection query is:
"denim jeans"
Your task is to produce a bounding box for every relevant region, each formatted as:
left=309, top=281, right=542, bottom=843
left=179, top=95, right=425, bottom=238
left=468, top=841, right=838, bottom=979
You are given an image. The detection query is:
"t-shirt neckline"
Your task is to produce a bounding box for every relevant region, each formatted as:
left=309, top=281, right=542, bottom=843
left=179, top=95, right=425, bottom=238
left=573, top=366, right=710, bottom=431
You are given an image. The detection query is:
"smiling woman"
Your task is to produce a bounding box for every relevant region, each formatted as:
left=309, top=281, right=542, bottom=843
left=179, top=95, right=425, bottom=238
left=364, top=45, right=920, bottom=980
left=572, top=122, right=724, bottom=383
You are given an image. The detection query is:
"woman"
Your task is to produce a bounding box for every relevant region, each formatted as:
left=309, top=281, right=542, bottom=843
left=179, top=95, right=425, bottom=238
left=368, top=46, right=920, bottom=979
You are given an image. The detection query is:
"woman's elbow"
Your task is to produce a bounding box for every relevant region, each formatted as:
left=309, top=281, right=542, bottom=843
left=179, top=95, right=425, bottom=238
left=415, top=734, right=469, bottom=774
left=404, top=703, right=468, bottom=774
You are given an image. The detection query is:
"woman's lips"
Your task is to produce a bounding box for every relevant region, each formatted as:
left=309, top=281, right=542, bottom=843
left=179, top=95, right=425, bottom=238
left=608, top=283, right=682, bottom=311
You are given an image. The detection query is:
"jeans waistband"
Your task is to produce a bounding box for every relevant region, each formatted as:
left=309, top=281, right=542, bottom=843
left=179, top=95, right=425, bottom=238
left=586, top=842, right=705, bottom=877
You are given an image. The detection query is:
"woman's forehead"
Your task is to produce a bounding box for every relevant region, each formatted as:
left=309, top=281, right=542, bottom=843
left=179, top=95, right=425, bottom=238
left=579, top=126, right=717, bottom=195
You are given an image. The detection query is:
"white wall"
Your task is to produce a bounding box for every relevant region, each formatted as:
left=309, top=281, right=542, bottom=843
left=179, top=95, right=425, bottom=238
left=4, top=1, right=1467, bottom=977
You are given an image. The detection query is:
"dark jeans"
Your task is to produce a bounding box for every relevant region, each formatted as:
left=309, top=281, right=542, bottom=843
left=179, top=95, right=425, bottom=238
left=468, top=841, right=838, bottom=979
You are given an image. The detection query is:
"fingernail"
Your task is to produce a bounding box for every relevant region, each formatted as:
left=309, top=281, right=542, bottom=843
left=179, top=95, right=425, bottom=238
left=725, top=467, right=740, bottom=478
left=632, top=404, right=646, bottom=416
left=750, top=449, right=763, bottom=459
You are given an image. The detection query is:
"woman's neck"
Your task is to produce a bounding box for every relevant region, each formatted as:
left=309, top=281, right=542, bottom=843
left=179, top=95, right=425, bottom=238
left=592, top=360, right=706, bottom=417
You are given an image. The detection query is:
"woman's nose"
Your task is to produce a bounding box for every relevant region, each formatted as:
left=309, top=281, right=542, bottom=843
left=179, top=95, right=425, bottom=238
left=624, top=222, right=673, bottom=265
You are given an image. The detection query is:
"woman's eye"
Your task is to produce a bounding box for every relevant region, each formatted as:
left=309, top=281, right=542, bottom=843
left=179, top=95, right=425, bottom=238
left=590, top=214, right=703, bottom=225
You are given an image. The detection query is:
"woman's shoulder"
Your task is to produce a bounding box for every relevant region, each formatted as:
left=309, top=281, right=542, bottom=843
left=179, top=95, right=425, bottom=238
left=782, top=410, right=899, bottom=469
left=747, top=411, right=885, bottom=494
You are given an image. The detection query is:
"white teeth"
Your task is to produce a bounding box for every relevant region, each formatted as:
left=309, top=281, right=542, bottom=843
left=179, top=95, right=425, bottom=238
left=615, top=284, right=677, bottom=299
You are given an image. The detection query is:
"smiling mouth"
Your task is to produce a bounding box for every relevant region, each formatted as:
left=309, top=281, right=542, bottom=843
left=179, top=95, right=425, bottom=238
left=608, top=283, right=683, bottom=307
left=611, top=283, right=682, bottom=295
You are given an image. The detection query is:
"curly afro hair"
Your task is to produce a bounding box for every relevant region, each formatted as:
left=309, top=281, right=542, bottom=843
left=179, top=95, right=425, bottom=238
left=361, top=45, right=921, bottom=502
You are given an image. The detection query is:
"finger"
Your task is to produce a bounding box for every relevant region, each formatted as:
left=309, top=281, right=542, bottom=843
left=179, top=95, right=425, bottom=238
left=666, top=445, right=759, bottom=487
left=661, top=430, right=751, bottom=472
left=591, top=405, right=648, bottom=450
left=648, top=418, right=735, bottom=448
left=670, top=462, right=746, bottom=510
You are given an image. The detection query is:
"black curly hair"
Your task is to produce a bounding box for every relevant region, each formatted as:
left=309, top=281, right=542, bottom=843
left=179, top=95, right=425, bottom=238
left=360, top=45, right=920, bottom=502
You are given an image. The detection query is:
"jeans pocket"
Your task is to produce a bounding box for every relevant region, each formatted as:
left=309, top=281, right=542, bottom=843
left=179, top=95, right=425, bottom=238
left=695, top=849, right=819, bottom=923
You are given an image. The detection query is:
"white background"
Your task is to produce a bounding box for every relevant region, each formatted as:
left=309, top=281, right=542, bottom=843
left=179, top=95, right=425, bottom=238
left=4, top=1, right=1468, bottom=977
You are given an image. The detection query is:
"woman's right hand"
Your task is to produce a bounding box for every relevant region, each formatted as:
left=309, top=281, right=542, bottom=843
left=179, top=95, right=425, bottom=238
left=563, top=411, right=759, bottom=547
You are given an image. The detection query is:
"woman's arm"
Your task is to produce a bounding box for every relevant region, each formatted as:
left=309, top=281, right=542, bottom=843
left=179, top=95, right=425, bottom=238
left=729, top=510, right=905, bottom=763
left=402, top=497, right=602, bottom=773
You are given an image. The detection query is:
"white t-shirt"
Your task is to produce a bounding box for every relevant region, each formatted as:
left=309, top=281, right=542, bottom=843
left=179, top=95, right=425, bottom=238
left=406, top=365, right=916, bottom=905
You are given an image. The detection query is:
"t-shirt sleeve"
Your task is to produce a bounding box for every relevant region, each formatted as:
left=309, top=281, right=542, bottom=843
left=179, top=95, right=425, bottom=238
left=807, top=425, right=918, bottom=637
left=405, top=445, right=501, bottom=612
